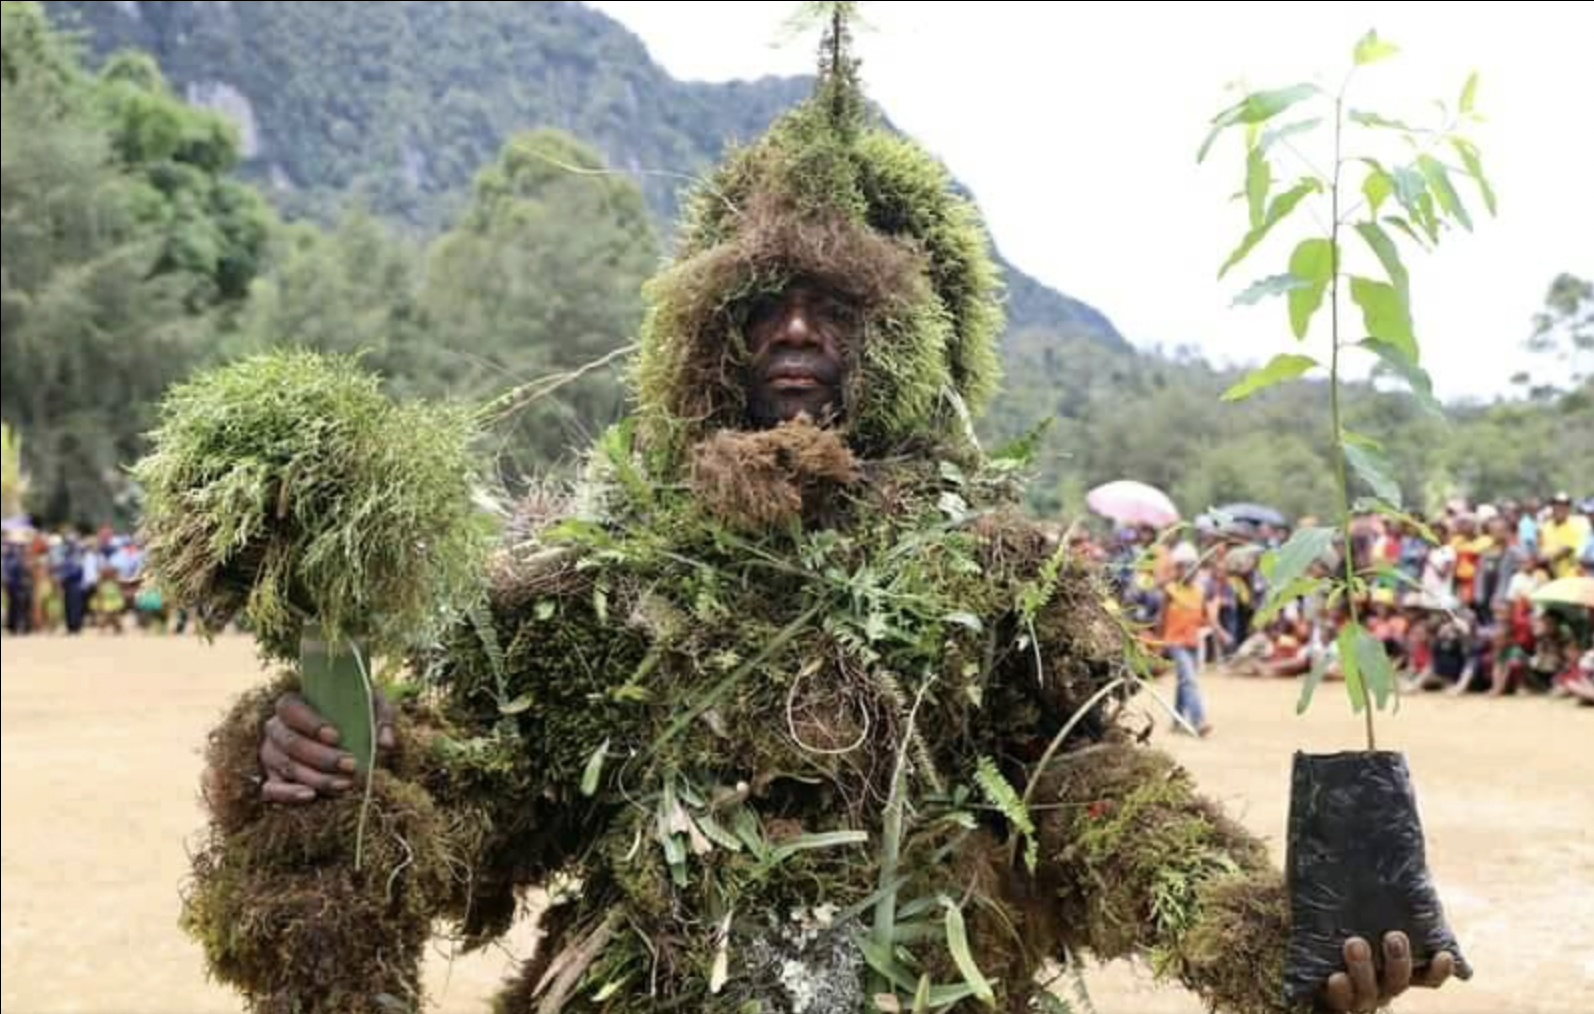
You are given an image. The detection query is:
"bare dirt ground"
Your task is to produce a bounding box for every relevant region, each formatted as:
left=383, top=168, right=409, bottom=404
left=3, top=633, right=1590, bottom=1013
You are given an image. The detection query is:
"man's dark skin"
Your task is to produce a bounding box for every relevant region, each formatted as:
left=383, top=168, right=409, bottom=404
left=255, top=282, right=1453, bottom=1013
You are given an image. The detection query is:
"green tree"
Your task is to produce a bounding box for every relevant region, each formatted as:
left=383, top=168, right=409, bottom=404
left=96, top=50, right=275, bottom=306
left=1515, top=272, right=1593, bottom=397
left=1, top=3, right=275, bottom=522
left=419, top=129, right=658, bottom=478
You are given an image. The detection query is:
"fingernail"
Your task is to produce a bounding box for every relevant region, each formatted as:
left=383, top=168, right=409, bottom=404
left=1349, top=940, right=1370, bottom=961
left=1389, top=938, right=1406, bottom=958
left=331, top=779, right=353, bottom=792
left=319, top=727, right=340, bottom=745
left=338, top=756, right=357, bottom=773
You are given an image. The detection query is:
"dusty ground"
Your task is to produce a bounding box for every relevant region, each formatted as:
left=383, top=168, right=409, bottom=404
left=2, top=633, right=1590, bottom=1013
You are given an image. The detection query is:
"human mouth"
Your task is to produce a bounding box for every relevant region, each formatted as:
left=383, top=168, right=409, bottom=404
left=770, top=372, right=822, bottom=392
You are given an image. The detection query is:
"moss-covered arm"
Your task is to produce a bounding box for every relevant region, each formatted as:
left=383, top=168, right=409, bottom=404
left=1031, top=740, right=1311, bottom=1014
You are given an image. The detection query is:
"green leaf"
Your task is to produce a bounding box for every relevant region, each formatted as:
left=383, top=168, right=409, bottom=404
left=1344, top=442, right=1403, bottom=508
left=942, top=899, right=997, bottom=1006
left=1413, top=191, right=1440, bottom=242
left=1389, top=165, right=1433, bottom=239
left=1353, top=627, right=1398, bottom=710
left=1349, top=109, right=1416, bottom=132
left=1287, top=238, right=1335, bottom=339
left=694, top=810, right=745, bottom=853
left=1237, top=84, right=1321, bottom=123
left=1037, top=994, right=1079, bottom=1014
left=1338, top=623, right=1367, bottom=713
left=1199, top=84, right=1320, bottom=162
left=580, top=738, right=610, bottom=796
left=1382, top=215, right=1429, bottom=250
left=1450, top=137, right=1497, bottom=216
left=1263, top=527, right=1336, bottom=593
left=1460, top=71, right=1480, bottom=115
left=1245, top=145, right=1272, bottom=228
left=1362, top=166, right=1394, bottom=216
left=1257, top=575, right=1328, bottom=626
left=1340, top=429, right=1383, bottom=452
left=1353, top=30, right=1400, bottom=65
left=1417, top=155, right=1472, bottom=231
left=1232, top=273, right=1311, bottom=307
left=499, top=693, right=533, bottom=716
left=769, top=830, right=869, bottom=865
left=1350, top=276, right=1416, bottom=362
left=974, top=756, right=1037, bottom=872
left=1297, top=650, right=1330, bottom=714
left=1361, top=338, right=1443, bottom=417
left=858, top=935, right=919, bottom=994
left=1221, top=353, right=1320, bottom=402
left=991, top=418, right=1053, bottom=466
left=1219, top=180, right=1322, bottom=278
left=1260, top=118, right=1323, bottom=152
left=1354, top=221, right=1409, bottom=302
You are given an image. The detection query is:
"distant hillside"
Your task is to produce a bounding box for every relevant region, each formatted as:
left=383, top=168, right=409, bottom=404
left=44, top=0, right=1126, bottom=348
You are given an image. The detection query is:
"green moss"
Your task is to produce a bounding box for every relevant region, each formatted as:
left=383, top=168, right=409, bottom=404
left=134, top=349, right=489, bottom=661
left=636, top=96, right=1003, bottom=469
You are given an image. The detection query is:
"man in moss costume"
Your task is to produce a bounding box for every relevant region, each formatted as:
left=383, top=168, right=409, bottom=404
left=214, top=21, right=1456, bottom=1014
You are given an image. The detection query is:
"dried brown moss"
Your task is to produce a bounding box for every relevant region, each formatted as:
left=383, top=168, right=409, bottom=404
left=689, top=417, right=861, bottom=531
left=182, top=769, right=458, bottom=1014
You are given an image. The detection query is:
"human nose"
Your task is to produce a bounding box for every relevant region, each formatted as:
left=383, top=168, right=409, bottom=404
left=776, top=304, right=818, bottom=347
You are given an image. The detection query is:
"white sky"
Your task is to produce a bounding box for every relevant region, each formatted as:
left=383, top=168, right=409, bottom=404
left=587, top=1, right=1592, bottom=402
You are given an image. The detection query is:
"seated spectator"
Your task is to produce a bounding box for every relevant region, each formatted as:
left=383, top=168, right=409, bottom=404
left=1418, top=613, right=1473, bottom=692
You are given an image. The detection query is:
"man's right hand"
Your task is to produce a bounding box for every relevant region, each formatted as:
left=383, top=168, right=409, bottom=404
left=259, top=691, right=397, bottom=803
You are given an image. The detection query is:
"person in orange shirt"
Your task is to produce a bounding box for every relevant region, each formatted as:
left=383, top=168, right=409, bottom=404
left=1451, top=514, right=1490, bottom=607
left=1161, top=542, right=1213, bottom=736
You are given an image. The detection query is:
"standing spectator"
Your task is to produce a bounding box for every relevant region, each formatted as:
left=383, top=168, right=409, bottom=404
left=1452, top=514, right=1486, bottom=607
left=27, top=532, right=53, bottom=633
left=54, top=535, right=88, bottom=634
left=1397, top=519, right=1429, bottom=586
left=1483, top=515, right=1529, bottom=610
left=3, top=536, right=34, bottom=635
left=1541, top=492, right=1591, bottom=579
left=1421, top=520, right=1457, bottom=607
left=1517, top=497, right=1541, bottom=558
left=1215, top=551, right=1258, bottom=656
left=110, top=537, right=144, bottom=613
left=1579, top=498, right=1594, bottom=575
left=1161, top=542, right=1213, bottom=737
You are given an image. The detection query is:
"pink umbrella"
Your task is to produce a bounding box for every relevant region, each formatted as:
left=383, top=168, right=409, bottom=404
left=1086, top=480, right=1180, bottom=528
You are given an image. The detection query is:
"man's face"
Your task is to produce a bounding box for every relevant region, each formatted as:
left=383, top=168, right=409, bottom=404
left=1552, top=502, right=1571, bottom=523
left=744, top=283, right=851, bottom=429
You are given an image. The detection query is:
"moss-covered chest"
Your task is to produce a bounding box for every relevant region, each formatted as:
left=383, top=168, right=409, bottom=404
left=424, top=452, right=1125, bottom=1012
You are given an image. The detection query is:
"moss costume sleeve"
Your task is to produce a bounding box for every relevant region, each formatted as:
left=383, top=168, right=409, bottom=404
left=1032, top=740, right=1312, bottom=1014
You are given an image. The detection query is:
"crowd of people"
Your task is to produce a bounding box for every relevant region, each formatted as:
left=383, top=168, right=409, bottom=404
left=1, top=526, right=178, bottom=636
left=8, top=496, right=1593, bottom=727
left=1077, top=492, right=1594, bottom=733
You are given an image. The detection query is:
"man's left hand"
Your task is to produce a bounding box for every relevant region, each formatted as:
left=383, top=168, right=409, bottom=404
left=1320, top=932, right=1455, bottom=1012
